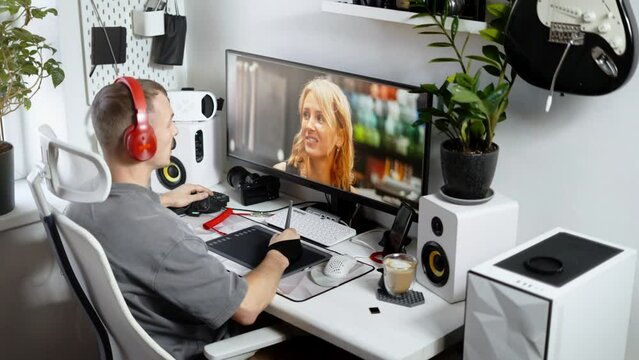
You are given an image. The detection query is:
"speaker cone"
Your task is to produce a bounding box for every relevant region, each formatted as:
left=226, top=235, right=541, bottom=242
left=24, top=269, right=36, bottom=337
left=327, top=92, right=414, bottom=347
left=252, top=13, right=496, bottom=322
left=156, top=156, right=186, bottom=189
left=421, top=241, right=449, bottom=286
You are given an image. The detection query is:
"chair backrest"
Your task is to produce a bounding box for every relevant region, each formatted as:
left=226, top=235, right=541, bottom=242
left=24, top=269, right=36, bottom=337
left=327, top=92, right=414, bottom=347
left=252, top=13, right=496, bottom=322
left=28, top=125, right=173, bottom=360
left=54, top=211, right=173, bottom=360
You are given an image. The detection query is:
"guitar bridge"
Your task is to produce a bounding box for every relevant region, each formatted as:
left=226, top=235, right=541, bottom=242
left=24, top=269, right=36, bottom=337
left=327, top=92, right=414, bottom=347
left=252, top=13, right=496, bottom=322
left=549, top=23, right=585, bottom=45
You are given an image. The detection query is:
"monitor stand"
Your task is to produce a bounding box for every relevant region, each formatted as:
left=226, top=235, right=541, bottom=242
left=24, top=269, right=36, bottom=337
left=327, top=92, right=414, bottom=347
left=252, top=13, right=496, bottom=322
left=309, top=195, right=380, bottom=234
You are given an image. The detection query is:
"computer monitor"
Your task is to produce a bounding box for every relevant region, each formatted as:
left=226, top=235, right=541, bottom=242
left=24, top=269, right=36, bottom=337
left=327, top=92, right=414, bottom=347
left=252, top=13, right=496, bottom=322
left=225, top=50, right=431, bottom=215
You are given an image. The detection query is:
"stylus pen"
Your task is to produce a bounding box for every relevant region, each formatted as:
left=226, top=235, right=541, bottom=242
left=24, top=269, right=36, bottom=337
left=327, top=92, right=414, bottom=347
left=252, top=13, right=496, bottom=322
left=285, top=200, right=293, bottom=229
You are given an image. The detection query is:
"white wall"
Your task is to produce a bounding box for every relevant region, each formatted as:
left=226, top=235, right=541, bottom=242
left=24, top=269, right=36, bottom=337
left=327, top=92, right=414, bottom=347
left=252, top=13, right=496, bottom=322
left=184, top=1, right=639, bottom=358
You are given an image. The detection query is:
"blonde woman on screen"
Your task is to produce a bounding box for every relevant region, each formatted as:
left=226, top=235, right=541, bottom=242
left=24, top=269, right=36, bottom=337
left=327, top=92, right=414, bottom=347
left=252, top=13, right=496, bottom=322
left=275, top=78, right=354, bottom=191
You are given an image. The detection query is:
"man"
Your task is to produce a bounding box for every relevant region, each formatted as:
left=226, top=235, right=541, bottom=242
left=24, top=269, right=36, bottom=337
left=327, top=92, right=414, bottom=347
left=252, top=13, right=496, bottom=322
left=67, top=78, right=301, bottom=360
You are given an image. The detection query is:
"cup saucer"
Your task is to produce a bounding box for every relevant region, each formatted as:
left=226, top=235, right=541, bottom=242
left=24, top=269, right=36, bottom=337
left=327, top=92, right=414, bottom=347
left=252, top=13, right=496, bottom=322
left=439, top=186, right=494, bottom=205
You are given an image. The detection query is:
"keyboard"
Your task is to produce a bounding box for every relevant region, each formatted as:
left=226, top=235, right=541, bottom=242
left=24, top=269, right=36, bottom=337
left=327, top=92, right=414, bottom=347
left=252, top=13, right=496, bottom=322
left=266, top=207, right=356, bottom=247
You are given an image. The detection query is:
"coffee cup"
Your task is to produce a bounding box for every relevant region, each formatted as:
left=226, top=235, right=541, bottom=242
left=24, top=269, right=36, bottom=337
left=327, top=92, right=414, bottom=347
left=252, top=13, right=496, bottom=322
left=382, top=253, right=417, bottom=296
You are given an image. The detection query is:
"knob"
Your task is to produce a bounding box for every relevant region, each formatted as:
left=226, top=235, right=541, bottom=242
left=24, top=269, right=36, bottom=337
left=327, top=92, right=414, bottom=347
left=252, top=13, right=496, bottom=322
left=583, top=11, right=596, bottom=22
left=611, top=37, right=623, bottom=49
left=598, top=22, right=611, bottom=33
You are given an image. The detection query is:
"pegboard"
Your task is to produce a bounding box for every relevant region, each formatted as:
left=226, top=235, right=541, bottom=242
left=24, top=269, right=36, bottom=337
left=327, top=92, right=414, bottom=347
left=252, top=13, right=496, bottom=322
left=79, top=0, right=180, bottom=105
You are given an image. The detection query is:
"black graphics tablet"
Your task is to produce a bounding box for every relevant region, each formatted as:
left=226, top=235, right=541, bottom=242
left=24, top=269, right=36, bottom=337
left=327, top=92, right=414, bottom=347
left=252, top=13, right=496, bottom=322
left=206, top=225, right=331, bottom=276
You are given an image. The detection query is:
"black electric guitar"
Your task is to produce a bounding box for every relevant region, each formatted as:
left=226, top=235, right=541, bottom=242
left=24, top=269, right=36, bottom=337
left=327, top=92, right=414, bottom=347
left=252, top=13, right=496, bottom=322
left=505, top=0, right=638, bottom=95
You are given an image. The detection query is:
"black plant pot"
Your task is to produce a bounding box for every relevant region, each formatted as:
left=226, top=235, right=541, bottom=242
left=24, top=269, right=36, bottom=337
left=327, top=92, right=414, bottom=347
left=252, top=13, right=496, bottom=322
left=0, top=141, right=15, bottom=215
left=440, top=139, right=499, bottom=200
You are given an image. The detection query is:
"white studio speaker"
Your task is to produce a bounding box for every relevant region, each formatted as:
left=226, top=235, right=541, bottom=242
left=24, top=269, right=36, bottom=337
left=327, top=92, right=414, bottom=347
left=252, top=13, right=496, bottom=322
left=464, top=228, right=636, bottom=360
left=416, top=192, right=518, bottom=303
left=168, top=90, right=217, bottom=121
left=151, top=90, right=220, bottom=192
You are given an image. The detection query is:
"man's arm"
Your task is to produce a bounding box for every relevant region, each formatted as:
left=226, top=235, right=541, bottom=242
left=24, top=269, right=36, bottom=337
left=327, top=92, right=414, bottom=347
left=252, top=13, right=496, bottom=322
left=232, top=229, right=300, bottom=325
left=159, top=183, right=213, bottom=207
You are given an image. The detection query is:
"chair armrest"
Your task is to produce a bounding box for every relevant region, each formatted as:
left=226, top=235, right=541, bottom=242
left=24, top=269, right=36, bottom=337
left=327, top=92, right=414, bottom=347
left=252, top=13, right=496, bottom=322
left=203, top=322, right=302, bottom=360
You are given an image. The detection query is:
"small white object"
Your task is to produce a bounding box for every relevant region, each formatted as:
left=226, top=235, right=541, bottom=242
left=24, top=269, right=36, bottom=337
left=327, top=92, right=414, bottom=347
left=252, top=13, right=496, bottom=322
left=545, top=95, right=553, bottom=112
left=611, top=37, right=623, bottom=49
left=132, top=10, right=165, bottom=37
left=582, top=11, right=596, bottom=22
left=597, top=22, right=611, bottom=33
left=323, top=254, right=357, bottom=279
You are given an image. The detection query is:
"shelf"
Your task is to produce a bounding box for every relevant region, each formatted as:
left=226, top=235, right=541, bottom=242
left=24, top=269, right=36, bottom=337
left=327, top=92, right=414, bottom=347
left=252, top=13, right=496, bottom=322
left=321, top=1, right=487, bottom=34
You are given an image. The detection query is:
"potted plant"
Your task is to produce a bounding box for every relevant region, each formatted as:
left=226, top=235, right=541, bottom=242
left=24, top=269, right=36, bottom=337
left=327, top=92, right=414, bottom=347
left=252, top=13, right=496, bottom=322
left=410, top=0, right=516, bottom=200
left=1, top=0, right=64, bottom=215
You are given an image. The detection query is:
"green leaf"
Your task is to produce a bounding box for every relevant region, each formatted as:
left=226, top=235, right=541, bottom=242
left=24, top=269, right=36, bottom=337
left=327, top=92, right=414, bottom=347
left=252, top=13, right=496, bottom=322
left=469, top=119, right=486, bottom=139
left=482, top=83, right=509, bottom=113
left=483, top=65, right=501, bottom=77
left=49, top=67, right=65, bottom=87
left=419, top=31, right=444, bottom=35
left=451, top=17, right=459, bottom=40
left=23, top=97, right=32, bottom=110
left=31, top=8, right=45, bottom=19
left=429, top=58, right=459, bottom=63
left=21, top=63, right=38, bottom=75
left=479, top=28, right=501, bottom=43
left=448, top=84, right=482, bottom=104
left=486, top=3, right=509, bottom=18
left=419, top=83, right=440, bottom=94
left=482, top=45, right=501, bottom=64
left=428, top=42, right=454, bottom=48
left=466, top=55, right=499, bottom=67
left=453, top=73, right=475, bottom=89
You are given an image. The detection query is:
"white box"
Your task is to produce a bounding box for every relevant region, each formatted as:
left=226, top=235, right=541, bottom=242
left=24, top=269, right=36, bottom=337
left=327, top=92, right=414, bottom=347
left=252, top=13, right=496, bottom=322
left=464, top=228, right=636, bottom=360
left=132, top=10, right=164, bottom=37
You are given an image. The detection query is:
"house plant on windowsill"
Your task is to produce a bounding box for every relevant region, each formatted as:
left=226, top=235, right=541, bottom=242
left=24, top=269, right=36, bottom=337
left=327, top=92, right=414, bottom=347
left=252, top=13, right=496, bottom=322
left=0, top=0, right=65, bottom=215
left=411, top=0, right=516, bottom=200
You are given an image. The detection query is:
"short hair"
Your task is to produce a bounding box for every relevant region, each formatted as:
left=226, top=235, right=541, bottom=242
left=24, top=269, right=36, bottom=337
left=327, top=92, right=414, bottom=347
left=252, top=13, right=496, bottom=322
left=90, top=79, right=167, bottom=155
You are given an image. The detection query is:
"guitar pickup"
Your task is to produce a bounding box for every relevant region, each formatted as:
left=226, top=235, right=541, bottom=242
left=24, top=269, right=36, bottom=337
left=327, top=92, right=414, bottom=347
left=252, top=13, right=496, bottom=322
left=549, top=22, right=585, bottom=45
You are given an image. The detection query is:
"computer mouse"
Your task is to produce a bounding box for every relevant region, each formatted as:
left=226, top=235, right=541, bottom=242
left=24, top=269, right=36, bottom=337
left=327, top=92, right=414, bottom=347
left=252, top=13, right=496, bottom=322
left=323, top=254, right=357, bottom=279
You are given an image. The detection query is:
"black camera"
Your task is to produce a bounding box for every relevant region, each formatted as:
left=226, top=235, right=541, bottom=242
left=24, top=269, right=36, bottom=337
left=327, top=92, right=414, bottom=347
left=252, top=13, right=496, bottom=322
left=227, top=166, right=280, bottom=206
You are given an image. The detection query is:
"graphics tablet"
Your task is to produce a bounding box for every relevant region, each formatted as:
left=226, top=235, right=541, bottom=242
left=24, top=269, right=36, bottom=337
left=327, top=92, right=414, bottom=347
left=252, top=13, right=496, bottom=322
left=206, top=225, right=330, bottom=276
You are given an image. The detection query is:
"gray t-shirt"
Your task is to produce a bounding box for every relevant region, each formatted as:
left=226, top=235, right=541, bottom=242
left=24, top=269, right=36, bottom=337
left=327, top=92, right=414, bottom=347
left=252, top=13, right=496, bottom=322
left=66, top=183, right=247, bottom=360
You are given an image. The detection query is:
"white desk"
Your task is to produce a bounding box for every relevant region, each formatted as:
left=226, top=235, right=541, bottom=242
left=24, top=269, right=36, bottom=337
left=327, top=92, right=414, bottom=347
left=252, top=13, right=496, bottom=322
left=184, top=183, right=465, bottom=360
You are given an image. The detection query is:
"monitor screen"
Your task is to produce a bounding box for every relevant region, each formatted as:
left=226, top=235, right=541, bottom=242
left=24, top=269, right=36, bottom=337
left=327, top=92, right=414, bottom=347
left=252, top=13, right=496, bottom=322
left=225, top=50, right=431, bottom=214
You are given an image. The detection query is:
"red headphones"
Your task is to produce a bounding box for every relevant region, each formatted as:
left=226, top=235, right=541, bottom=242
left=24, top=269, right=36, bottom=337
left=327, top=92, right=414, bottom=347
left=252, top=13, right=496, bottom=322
left=115, top=76, right=157, bottom=161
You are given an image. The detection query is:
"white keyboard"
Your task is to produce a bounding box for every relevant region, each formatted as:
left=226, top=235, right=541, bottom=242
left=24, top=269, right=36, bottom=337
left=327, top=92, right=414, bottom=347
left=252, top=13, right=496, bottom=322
left=266, top=207, right=356, bottom=247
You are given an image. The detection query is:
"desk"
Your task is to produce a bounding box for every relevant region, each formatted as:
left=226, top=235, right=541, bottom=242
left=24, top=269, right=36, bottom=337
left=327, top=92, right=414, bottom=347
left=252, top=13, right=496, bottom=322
left=184, top=182, right=465, bottom=360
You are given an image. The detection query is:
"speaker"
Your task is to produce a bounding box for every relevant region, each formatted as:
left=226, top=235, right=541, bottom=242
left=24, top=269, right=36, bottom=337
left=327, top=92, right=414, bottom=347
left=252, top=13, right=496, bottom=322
left=416, top=192, right=518, bottom=303
left=464, top=228, right=636, bottom=360
left=167, top=90, right=217, bottom=121
left=151, top=120, right=220, bottom=192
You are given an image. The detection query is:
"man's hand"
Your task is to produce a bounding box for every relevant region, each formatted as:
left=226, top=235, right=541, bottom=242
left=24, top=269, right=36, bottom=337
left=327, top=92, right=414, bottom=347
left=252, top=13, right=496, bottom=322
left=267, top=228, right=302, bottom=266
left=160, top=184, right=214, bottom=208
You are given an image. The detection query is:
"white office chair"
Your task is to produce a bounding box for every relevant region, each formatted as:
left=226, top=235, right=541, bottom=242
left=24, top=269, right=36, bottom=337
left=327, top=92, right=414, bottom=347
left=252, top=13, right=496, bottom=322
left=28, top=125, right=299, bottom=360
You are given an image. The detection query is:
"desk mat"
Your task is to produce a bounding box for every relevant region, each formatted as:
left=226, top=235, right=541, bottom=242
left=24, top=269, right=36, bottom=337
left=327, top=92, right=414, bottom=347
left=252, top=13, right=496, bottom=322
left=277, top=260, right=374, bottom=302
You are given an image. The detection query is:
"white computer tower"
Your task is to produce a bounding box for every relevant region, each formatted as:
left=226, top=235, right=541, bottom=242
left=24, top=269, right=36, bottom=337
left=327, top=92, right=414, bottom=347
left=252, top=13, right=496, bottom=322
left=416, top=192, right=518, bottom=303
left=464, top=228, right=636, bottom=360
left=151, top=90, right=221, bottom=192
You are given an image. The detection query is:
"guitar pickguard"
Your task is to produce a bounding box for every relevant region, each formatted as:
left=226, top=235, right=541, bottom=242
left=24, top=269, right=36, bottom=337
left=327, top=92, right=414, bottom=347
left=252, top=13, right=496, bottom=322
left=538, top=0, right=627, bottom=55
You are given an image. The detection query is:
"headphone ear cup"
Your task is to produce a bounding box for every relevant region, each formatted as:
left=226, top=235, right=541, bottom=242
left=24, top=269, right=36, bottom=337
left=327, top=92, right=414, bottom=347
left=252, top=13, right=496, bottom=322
left=227, top=166, right=250, bottom=188
left=124, top=124, right=157, bottom=161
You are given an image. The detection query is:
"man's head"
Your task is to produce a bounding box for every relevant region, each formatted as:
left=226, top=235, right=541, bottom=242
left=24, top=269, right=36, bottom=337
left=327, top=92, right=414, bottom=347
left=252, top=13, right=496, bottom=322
left=91, top=78, right=176, bottom=169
